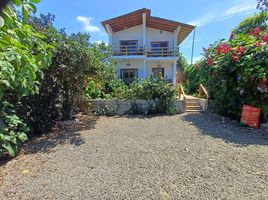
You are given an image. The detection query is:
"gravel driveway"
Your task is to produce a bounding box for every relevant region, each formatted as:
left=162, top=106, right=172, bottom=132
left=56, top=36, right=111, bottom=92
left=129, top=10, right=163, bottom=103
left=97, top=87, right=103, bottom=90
left=0, top=113, right=268, bottom=199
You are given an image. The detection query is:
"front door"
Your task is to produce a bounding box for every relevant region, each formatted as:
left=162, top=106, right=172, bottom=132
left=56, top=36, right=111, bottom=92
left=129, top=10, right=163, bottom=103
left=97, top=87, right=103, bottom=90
left=120, top=69, right=138, bottom=84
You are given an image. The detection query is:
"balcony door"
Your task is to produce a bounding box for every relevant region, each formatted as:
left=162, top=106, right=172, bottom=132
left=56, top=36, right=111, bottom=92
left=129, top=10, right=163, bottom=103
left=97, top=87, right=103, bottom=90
left=120, top=69, right=138, bottom=84
left=120, top=40, right=138, bottom=55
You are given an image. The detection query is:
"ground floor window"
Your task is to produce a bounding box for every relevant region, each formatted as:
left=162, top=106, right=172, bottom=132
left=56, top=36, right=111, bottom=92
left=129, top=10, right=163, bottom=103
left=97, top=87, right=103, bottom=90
left=120, top=69, right=138, bottom=84
left=152, top=67, right=165, bottom=78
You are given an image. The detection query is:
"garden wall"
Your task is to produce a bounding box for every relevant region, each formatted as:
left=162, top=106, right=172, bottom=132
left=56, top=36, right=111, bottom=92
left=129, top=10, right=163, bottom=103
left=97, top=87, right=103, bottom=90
left=78, top=99, right=185, bottom=115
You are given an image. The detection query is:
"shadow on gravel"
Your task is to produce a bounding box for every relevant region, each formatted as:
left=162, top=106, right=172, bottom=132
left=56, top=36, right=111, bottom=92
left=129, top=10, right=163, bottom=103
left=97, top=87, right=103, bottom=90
left=21, top=115, right=99, bottom=155
left=182, top=112, right=268, bottom=146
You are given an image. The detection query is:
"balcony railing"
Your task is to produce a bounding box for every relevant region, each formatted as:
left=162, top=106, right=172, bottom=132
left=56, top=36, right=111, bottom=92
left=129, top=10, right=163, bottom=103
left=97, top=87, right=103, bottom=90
left=112, top=45, right=178, bottom=57
left=113, top=45, right=144, bottom=56
left=146, top=47, right=176, bottom=57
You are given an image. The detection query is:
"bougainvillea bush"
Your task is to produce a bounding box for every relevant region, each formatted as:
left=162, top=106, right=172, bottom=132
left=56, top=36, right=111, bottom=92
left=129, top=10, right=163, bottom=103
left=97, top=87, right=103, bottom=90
left=197, top=12, right=268, bottom=119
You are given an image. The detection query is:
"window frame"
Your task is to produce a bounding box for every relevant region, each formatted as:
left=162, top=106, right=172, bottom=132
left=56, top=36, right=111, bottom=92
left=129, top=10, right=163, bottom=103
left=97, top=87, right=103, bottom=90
left=120, top=68, right=139, bottom=84
left=152, top=67, right=165, bottom=77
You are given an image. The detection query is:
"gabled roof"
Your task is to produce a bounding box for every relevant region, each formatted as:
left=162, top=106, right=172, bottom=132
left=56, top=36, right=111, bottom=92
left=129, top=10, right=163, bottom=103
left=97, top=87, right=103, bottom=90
left=102, top=8, right=195, bottom=45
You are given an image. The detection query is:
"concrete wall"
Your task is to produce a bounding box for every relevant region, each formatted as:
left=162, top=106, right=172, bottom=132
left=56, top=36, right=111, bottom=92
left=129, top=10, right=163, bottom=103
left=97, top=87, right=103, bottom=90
left=79, top=99, right=185, bottom=116
left=111, top=25, right=175, bottom=49
left=117, top=60, right=145, bottom=78
left=146, top=27, right=174, bottom=49
left=112, top=25, right=143, bottom=47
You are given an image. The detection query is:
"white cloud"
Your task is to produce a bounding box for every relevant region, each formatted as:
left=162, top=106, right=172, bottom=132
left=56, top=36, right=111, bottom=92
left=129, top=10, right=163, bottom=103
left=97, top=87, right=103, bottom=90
left=76, top=16, right=100, bottom=32
left=187, top=55, right=203, bottom=64
left=193, top=55, right=203, bottom=63
left=189, top=1, right=257, bottom=27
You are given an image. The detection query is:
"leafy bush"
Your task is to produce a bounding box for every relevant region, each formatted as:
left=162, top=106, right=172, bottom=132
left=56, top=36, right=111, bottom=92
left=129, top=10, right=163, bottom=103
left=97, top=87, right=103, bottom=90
left=17, top=14, right=118, bottom=136
left=0, top=0, right=52, bottom=157
left=132, top=77, right=178, bottom=115
left=0, top=102, right=28, bottom=157
left=85, top=77, right=178, bottom=115
left=85, top=78, right=128, bottom=100
left=183, top=65, right=201, bottom=95
left=194, top=12, right=268, bottom=119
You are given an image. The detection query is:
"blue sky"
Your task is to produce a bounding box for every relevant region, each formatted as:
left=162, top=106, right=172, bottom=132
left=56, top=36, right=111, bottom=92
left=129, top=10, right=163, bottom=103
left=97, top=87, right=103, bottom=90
left=36, top=0, right=260, bottom=63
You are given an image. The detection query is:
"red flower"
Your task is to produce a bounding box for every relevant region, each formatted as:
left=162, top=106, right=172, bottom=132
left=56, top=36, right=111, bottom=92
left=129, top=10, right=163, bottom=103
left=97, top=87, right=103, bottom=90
left=230, top=32, right=235, bottom=40
left=232, top=54, right=240, bottom=62
left=236, top=46, right=245, bottom=55
left=254, top=27, right=261, bottom=36
left=263, top=35, right=268, bottom=43
left=255, top=41, right=262, bottom=47
left=207, top=57, right=214, bottom=66
left=217, top=43, right=231, bottom=55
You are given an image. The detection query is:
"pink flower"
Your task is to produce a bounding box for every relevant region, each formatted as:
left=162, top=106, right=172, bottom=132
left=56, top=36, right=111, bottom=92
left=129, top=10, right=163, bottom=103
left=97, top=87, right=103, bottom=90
left=217, top=43, right=231, bottom=55
left=254, top=27, right=261, bottom=36
left=255, top=41, right=262, bottom=47
left=230, top=32, right=235, bottom=40
left=207, top=57, right=214, bottom=66
left=236, top=46, right=245, bottom=55
left=263, top=35, right=268, bottom=43
left=232, top=54, right=240, bottom=62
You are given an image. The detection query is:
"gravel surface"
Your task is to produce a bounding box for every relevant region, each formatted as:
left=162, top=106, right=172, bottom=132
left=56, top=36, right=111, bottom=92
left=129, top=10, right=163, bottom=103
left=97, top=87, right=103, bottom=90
left=0, top=113, right=268, bottom=199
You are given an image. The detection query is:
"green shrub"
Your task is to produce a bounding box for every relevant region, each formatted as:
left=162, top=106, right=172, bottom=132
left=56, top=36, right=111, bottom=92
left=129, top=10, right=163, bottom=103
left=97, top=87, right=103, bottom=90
left=0, top=102, right=28, bottom=157
left=85, top=78, right=128, bottom=100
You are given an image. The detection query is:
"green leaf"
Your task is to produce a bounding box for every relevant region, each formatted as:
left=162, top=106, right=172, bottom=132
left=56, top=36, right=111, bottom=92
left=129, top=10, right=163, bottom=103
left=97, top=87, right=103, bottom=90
left=2, top=143, right=16, bottom=157
left=30, top=0, right=41, bottom=3
left=18, top=133, right=28, bottom=142
left=14, top=0, right=22, bottom=6
left=0, top=17, right=4, bottom=28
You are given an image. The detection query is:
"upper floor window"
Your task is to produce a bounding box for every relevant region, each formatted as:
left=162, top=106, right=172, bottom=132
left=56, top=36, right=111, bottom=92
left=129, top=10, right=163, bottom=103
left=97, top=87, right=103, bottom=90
left=151, top=41, right=169, bottom=49
left=150, top=41, right=169, bottom=57
left=120, top=40, right=138, bottom=55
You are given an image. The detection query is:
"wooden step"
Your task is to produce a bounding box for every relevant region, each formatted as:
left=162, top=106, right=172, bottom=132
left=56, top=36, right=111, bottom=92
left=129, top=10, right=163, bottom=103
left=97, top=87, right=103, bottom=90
left=186, top=109, right=204, bottom=112
left=186, top=99, right=199, bottom=102
left=186, top=102, right=200, bottom=106
left=186, top=106, right=202, bottom=110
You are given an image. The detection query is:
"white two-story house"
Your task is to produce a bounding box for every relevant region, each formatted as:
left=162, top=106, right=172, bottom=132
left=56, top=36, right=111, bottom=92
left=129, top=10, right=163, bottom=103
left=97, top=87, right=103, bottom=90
left=102, top=8, right=194, bottom=85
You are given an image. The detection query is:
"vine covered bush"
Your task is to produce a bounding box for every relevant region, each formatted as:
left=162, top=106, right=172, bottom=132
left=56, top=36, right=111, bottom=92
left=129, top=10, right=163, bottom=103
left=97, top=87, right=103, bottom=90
left=195, top=12, right=268, bottom=119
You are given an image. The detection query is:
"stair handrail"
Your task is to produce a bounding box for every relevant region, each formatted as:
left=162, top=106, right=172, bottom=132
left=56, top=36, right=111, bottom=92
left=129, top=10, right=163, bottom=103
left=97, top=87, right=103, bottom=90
left=199, top=84, right=209, bottom=110
left=178, top=83, right=186, bottom=101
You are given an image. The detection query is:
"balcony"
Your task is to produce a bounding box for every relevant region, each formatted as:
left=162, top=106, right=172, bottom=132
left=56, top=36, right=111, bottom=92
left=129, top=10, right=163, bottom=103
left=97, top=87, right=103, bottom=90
left=112, top=45, right=178, bottom=57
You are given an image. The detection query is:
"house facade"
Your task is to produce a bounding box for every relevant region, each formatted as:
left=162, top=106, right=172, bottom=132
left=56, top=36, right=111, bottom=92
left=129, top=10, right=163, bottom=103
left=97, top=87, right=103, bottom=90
left=102, top=8, right=194, bottom=85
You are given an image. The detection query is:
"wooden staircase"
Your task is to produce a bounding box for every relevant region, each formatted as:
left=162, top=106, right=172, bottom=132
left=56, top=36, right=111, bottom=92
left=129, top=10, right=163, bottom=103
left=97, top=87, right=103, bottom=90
left=185, top=98, right=202, bottom=112
left=178, top=83, right=209, bottom=113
